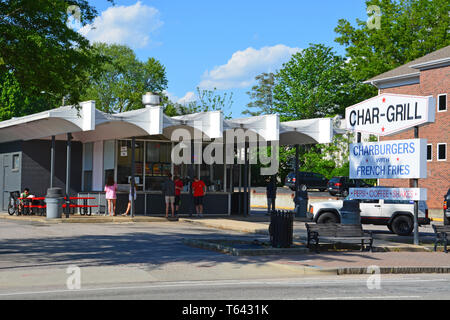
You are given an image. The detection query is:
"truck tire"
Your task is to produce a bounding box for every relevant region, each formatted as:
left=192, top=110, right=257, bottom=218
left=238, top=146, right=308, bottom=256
left=391, top=215, right=413, bottom=236
left=317, top=212, right=339, bottom=224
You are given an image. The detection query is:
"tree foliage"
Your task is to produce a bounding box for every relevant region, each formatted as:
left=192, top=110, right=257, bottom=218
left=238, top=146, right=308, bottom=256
left=335, top=0, right=450, bottom=83
left=272, top=44, right=360, bottom=121
left=0, top=0, right=114, bottom=108
left=243, top=72, right=275, bottom=116
left=81, top=43, right=168, bottom=113
left=164, top=87, right=233, bottom=118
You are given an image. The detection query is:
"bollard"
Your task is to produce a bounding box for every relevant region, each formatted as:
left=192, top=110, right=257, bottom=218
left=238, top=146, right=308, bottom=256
left=294, top=189, right=309, bottom=218
left=340, top=199, right=361, bottom=225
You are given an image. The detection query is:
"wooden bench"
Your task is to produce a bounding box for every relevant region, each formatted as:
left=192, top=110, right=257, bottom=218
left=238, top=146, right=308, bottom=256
left=305, top=223, right=374, bottom=253
left=433, top=225, right=450, bottom=253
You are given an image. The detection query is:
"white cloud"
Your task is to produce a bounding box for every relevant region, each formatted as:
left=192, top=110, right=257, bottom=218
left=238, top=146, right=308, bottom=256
left=78, top=1, right=163, bottom=49
left=164, top=90, right=197, bottom=105
left=199, top=45, right=301, bottom=90
left=177, top=91, right=197, bottom=105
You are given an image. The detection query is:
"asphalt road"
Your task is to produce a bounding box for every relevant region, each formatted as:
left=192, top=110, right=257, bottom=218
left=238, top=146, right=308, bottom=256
left=1, top=218, right=449, bottom=302
left=2, top=274, right=450, bottom=300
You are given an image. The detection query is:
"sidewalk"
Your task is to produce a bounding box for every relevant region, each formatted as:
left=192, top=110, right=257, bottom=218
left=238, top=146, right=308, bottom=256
left=179, top=215, right=450, bottom=275
left=1, top=212, right=449, bottom=275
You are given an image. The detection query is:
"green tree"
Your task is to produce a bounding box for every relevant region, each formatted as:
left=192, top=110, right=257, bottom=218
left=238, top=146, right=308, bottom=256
left=81, top=43, right=168, bottom=113
left=273, top=44, right=360, bottom=121
left=335, top=0, right=450, bottom=84
left=0, top=0, right=113, bottom=108
left=164, top=87, right=233, bottom=118
left=243, top=72, right=275, bottom=116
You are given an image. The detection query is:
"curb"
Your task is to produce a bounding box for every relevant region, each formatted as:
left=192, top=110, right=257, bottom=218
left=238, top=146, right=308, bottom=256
left=182, top=238, right=309, bottom=256
left=335, top=266, right=450, bottom=275
left=0, top=214, right=169, bottom=224
left=180, top=218, right=269, bottom=235
left=268, top=263, right=450, bottom=275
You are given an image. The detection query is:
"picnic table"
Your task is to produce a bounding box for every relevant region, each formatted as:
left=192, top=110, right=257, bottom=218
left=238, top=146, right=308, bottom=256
left=18, top=196, right=98, bottom=216
left=18, top=197, right=46, bottom=216
left=63, top=197, right=97, bottom=215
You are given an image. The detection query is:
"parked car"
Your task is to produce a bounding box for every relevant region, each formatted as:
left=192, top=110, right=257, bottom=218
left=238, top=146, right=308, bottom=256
left=284, top=172, right=328, bottom=192
left=307, top=197, right=430, bottom=236
left=444, top=188, right=450, bottom=225
left=327, top=176, right=372, bottom=197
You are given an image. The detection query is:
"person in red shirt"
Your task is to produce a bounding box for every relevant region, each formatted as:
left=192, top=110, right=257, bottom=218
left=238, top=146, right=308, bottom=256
left=174, top=176, right=183, bottom=216
left=192, top=177, right=206, bottom=217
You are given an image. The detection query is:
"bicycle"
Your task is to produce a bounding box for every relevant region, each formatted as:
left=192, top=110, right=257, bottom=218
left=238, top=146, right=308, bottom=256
left=7, top=191, right=20, bottom=216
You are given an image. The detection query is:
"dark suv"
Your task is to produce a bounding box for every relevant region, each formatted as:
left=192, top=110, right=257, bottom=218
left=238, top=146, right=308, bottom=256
left=327, top=176, right=371, bottom=197
left=444, top=188, right=450, bottom=225
left=284, top=172, right=328, bottom=192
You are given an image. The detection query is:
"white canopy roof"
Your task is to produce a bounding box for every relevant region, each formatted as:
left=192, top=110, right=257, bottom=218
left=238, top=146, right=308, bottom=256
left=279, top=118, right=333, bottom=145
left=0, top=101, right=333, bottom=146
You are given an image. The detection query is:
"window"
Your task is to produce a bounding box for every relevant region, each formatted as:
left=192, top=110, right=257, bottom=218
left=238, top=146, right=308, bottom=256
left=427, top=144, right=432, bottom=161
left=438, top=94, right=447, bottom=112
left=117, top=140, right=144, bottom=185
left=437, top=143, right=447, bottom=161
left=12, top=154, right=20, bottom=171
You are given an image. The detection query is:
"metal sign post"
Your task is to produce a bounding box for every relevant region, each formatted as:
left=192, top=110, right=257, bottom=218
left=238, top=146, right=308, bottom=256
left=413, top=126, right=419, bottom=245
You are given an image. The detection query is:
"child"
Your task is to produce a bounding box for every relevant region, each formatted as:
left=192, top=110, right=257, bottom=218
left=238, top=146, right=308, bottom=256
left=122, top=184, right=137, bottom=216
left=104, top=176, right=117, bottom=216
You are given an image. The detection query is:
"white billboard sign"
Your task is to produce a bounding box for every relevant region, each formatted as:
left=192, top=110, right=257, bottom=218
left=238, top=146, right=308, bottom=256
left=345, top=93, right=435, bottom=136
left=349, top=188, right=427, bottom=201
left=349, top=139, right=427, bottom=179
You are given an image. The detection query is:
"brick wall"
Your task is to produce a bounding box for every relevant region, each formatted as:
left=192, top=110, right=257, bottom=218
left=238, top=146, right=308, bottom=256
left=379, top=66, right=450, bottom=209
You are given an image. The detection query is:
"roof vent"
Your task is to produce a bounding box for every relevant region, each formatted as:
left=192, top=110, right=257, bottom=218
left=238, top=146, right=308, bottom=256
left=142, top=92, right=160, bottom=107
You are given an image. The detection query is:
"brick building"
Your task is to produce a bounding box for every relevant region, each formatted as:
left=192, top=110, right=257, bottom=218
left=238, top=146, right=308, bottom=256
left=365, top=45, right=449, bottom=209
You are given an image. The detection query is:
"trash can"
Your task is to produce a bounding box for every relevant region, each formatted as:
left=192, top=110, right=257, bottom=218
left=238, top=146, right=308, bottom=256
left=269, top=210, right=294, bottom=248
left=45, top=187, right=64, bottom=219
left=294, top=189, right=308, bottom=218
left=340, top=199, right=361, bottom=225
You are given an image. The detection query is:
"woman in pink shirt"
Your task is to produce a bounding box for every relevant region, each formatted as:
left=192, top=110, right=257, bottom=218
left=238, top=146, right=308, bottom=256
left=104, top=176, right=117, bottom=216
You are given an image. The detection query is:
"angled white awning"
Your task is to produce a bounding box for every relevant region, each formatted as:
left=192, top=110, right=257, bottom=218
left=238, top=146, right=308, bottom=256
left=279, top=118, right=333, bottom=145
left=0, top=101, right=95, bottom=143
left=0, top=101, right=334, bottom=146
left=223, top=114, right=280, bottom=142
left=166, top=110, right=224, bottom=140
left=72, top=106, right=165, bottom=142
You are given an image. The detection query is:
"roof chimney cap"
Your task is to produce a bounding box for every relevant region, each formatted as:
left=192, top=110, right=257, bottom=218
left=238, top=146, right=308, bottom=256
left=142, top=92, right=160, bottom=107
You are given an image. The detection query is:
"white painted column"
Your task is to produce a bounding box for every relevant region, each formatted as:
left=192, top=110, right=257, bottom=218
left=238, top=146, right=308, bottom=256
left=92, top=141, right=104, bottom=191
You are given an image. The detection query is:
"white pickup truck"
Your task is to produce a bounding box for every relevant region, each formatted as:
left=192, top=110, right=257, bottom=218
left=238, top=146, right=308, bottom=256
left=307, top=199, right=430, bottom=236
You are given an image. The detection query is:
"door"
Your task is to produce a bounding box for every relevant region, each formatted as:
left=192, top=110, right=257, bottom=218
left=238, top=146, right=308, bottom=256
left=1, top=153, right=22, bottom=211
left=2, top=155, right=9, bottom=211
left=359, top=199, right=382, bottom=224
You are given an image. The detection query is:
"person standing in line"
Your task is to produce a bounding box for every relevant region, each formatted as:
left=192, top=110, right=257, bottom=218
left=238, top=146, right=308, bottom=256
left=192, top=176, right=206, bottom=218
left=162, top=173, right=176, bottom=218
left=104, top=175, right=117, bottom=216
left=266, top=175, right=277, bottom=215
left=174, top=176, right=183, bottom=216
left=121, top=184, right=137, bottom=216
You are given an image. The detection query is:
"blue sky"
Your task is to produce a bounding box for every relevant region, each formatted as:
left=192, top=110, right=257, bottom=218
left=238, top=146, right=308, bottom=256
left=83, top=0, right=369, bottom=116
